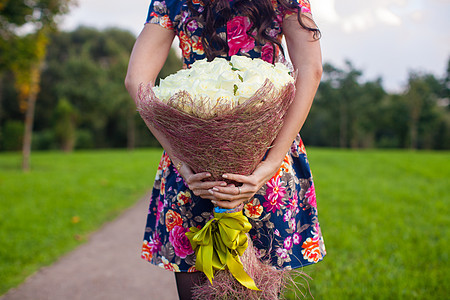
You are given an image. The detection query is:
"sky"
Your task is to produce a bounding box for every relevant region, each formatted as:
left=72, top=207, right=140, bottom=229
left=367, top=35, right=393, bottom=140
left=61, top=0, right=450, bottom=92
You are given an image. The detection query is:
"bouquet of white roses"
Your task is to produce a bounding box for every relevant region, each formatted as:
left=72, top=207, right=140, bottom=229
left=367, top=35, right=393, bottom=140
left=137, top=56, right=300, bottom=295
left=137, top=56, right=296, bottom=181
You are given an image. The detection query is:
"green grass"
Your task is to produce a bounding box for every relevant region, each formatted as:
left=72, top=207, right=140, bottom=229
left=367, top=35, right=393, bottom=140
left=1, top=149, right=449, bottom=298
left=0, top=149, right=162, bottom=295
left=290, top=149, right=450, bottom=300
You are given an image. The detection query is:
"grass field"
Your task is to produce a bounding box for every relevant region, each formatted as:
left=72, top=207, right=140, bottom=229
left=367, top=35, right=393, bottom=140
left=0, top=148, right=449, bottom=298
left=0, top=149, right=162, bottom=295
left=294, top=149, right=449, bottom=299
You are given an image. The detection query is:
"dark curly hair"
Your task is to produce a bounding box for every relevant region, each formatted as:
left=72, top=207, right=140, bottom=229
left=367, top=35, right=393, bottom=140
left=185, top=0, right=320, bottom=63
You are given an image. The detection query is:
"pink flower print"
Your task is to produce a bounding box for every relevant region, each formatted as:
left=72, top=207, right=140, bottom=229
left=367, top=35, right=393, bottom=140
left=263, top=176, right=286, bottom=213
left=267, top=28, right=278, bottom=38
left=151, top=233, right=162, bottom=253
left=141, top=233, right=161, bottom=262
left=181, top=11, right=189, bottom=23
left=283, top=236, right=293, bottom=250
left=274, top=229, right=280, bottom=237
left=276, top=247, right=288, bottom=259
left=155, top=200, right=165, bottom=227
left=283, top=209, right=292, bottom=222
left=293, top=232, right=301, bottom=245
left=187, top=19, right=198, bottom=32
left=305, top=183, right=317, bottom=208
left=169, top=226, right=194, bottom=258
left=261, top=43, right=274, bottom=63
left=289, top=218, right=296, bottom=231
left=288, top=194, right=299, bottom=212
left=227, top=16, right=255, bottom=56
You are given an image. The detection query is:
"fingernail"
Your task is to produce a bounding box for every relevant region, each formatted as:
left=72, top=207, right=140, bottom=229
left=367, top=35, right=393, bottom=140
left=206, top=173, right=211, bottom=177
left=212, top=187, right=219, bottom=192
left=222, top=174, right=228, bottom=178
left=211, top=200, right=217, bottom=205
left=221, top=182, right=227, bottom=186
left=208, top=189, right=214, bottom=194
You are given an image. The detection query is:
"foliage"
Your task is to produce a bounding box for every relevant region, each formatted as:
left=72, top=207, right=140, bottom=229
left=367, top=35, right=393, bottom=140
left=302, top=60, right=450, bottom=149
left=35, top=26, right=182, bottom=149
left=0, top=0, right=75, bottom=170
left=1, top=120, right=23, bottom=150
left=53, top=97, right=78, bottom=151
left=0, top=22, right=448, bottom=150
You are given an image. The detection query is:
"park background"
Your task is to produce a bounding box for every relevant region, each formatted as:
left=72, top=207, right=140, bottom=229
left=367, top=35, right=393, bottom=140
left=0, top=0, right=449, bottom=299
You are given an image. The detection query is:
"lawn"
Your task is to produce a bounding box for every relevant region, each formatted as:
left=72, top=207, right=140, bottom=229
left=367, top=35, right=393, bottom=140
left=293, top=149, right=449, bottom=299
left=0, top=148, right=448, bottom=298
left=0, top=149, right=162, bottom=295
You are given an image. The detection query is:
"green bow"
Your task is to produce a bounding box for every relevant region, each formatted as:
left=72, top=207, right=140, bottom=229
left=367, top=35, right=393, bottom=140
left=185, top=210, right=260, bottom=291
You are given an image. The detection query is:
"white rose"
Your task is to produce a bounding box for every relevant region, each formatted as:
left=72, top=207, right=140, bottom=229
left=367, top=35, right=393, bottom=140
left=190, top=59, right=209, bottom=70
left=270, top=67, right=294, bottom=89
left=235, top=81, right=262, bottom=99
left=230, top=55, right=253, bottom=71
left=205, top=58, right=231, bottom=75
left=217, top=70, right=240, bottom=92
left=214, top=90, right=237, bottom=104
left=240, top=69, right=267, bottom=87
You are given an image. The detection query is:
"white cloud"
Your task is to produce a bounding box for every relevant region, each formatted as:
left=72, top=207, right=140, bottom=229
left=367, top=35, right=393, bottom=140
left=375, top=7, right=402, bottom=26
left=341, top=10, right=375, bottom=33
left=312, top=0, right=339, bottom=23
left=312, top=0, right=405, bottom=32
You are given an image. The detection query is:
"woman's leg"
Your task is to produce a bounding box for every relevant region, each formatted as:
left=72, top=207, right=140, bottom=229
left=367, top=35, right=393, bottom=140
left=174, top=271, right=206, bottom=300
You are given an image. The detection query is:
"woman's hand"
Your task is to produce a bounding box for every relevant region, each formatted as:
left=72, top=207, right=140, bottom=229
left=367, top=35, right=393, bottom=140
left=208, top=160, right=280, bottom=209
left=176, top=162, right=228, bottom=201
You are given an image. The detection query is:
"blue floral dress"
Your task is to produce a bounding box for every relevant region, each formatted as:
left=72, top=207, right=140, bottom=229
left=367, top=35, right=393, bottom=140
left=141, top=0, right=326, bottom=273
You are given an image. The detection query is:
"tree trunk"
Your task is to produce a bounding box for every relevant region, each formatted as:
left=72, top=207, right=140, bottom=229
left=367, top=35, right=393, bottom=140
left=22, top=64, right=41, bottom=171
left=22, top=90, right=37, bottom=171
left=409, top=120, right=418, bottom=149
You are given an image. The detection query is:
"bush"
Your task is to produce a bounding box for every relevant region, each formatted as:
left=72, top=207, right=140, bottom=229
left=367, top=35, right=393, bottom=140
left=32, top=130, right=57, bottom=150
left=75, top=129, right=94, bottom=149
left=1, top=121, right=23, bottom=151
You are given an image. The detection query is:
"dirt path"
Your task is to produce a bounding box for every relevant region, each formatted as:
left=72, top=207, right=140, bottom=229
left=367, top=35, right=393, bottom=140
left=1, top=195, right=178, bottom=300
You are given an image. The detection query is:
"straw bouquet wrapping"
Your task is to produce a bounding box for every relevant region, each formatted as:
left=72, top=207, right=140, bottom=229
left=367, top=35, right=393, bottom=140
left=136, top=57, right=296, bottom=181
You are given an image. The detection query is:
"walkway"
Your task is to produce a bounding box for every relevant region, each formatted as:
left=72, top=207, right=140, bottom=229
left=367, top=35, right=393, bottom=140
left=1, top=196, right=178, bottom=300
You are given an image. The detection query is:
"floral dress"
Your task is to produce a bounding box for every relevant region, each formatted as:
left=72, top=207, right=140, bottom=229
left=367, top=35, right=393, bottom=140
left=141, top=0, right=326, bottom=273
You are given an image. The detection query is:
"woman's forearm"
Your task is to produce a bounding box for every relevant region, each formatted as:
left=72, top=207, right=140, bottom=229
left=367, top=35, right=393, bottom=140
left=125, top=24, right=183, bottom=164
left=263, top=16, right=322, bottom=175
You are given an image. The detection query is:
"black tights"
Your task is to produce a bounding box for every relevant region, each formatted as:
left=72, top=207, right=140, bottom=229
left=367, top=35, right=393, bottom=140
left=175, top=272, right=207, bottom=300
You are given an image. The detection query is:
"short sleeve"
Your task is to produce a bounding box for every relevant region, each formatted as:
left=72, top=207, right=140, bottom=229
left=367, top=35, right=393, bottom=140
left=145, top=0, right=183, bottom=30
left=282, top=0, right=314, bottom=20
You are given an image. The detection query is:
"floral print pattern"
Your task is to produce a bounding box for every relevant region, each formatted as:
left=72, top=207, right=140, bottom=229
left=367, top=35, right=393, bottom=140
left=146, top=0, right=313, bottom=67
left=142, top=0, right=325, bottom=272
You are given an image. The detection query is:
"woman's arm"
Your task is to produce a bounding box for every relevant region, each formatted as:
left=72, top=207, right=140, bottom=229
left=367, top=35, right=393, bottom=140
left=125, top=24, right=227, bottom=200
left=209, top=15, right=322, bottom=208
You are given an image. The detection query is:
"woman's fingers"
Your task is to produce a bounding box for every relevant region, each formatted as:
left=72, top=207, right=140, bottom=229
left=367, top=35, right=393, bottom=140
left=222, top=173, right=253, bottom=184
left=184, top=172, right=227, bottom=197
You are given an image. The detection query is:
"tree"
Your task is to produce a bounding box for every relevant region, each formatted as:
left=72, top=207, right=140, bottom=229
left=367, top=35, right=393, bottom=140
left=54, top=97, right=78, bottom=151
left=0, top=0, right=74, bottom=170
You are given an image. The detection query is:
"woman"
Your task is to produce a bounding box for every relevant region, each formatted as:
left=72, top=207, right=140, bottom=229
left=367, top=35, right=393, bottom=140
left=125, top=0, right=325, bottom=299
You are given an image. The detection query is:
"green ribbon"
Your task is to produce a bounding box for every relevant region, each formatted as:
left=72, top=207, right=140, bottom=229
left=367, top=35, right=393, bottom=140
left=185, top=210, right=260, bottom=291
